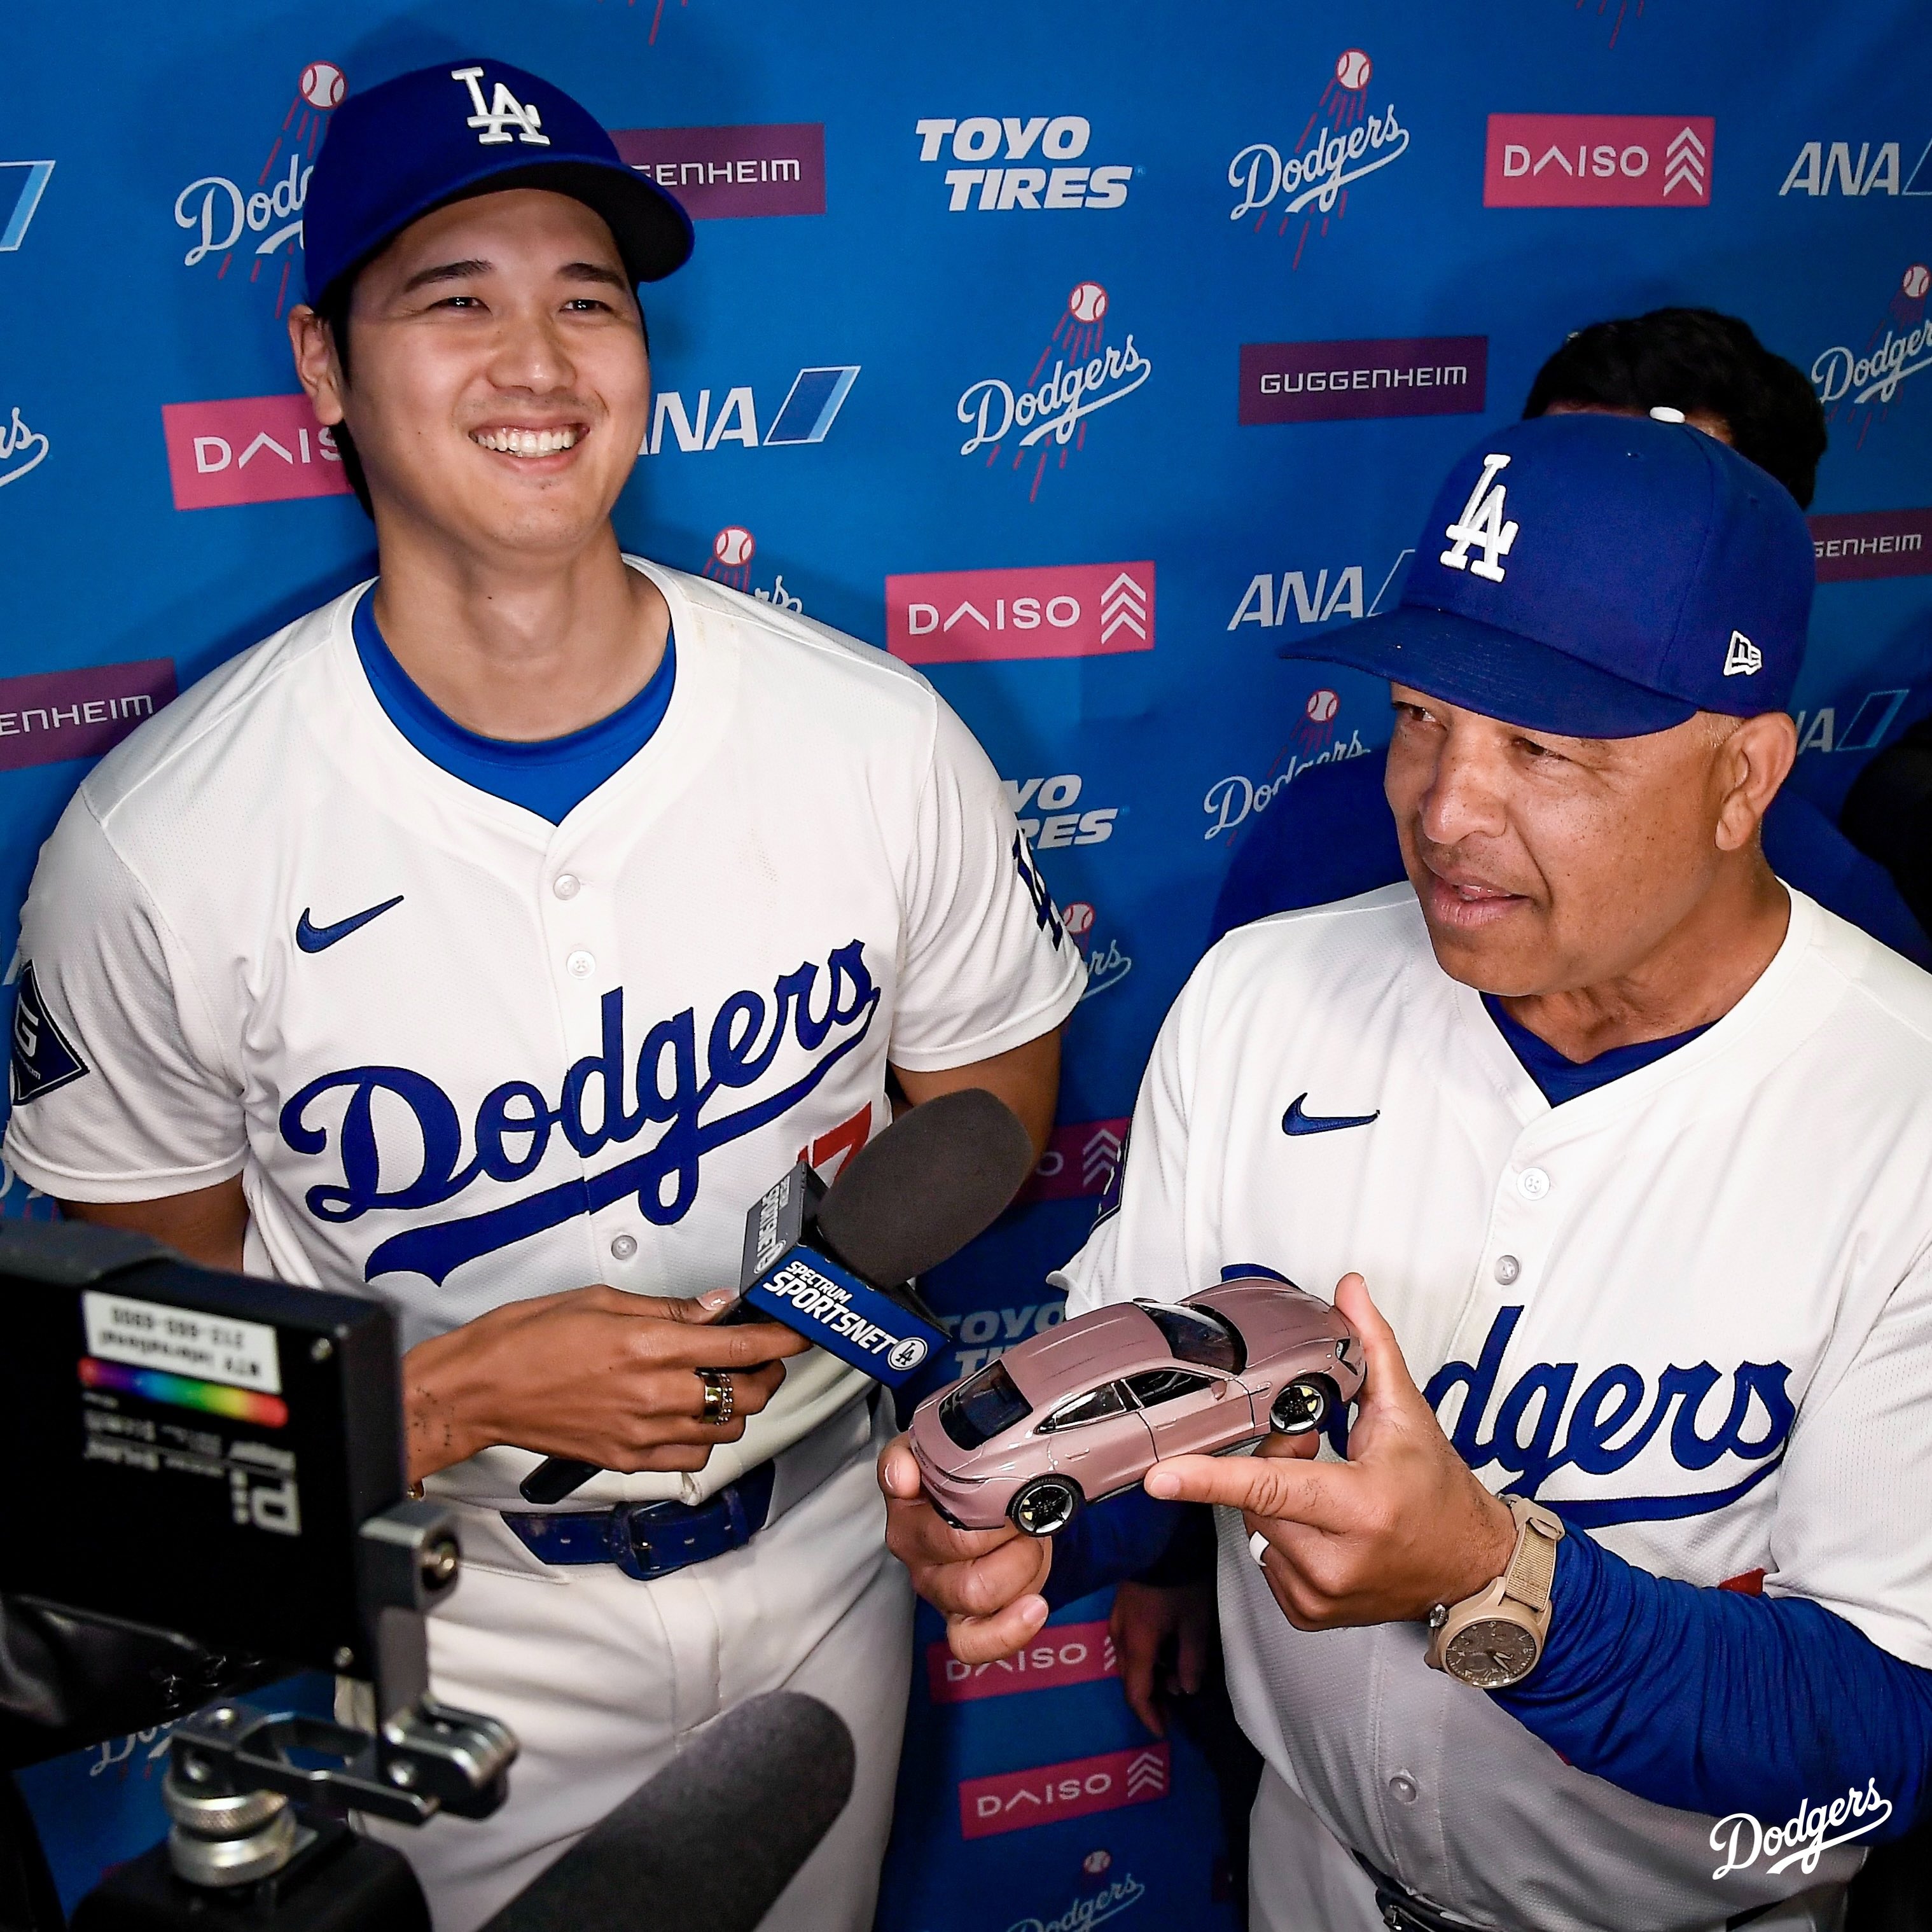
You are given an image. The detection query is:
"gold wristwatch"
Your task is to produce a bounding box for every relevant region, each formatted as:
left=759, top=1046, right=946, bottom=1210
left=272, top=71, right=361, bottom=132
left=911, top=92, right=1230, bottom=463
left=1424, top=1497, right=1564, bottom=1690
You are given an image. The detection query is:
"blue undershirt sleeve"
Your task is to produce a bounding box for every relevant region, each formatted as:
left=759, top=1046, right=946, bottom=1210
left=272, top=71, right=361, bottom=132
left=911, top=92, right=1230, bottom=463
left=1491, top=1521, right=1932, bottom=1842
left=1040, top=1491, right=1190, bottom=1609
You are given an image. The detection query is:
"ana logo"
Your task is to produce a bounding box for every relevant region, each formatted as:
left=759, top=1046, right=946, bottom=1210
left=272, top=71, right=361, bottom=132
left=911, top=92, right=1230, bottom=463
left=956, top=285, right=1151, bottom=500
left=278, top=944, right=882, bottom=1287
left=1484, top=113, right=1713, bottom=208
left=1000, top=772, right=1120, bottom=849
left=0, top=403, right=48, bottom=489
left=1809, top=507, right=1932, bottom=583
left=1440, top=454, right=1518, bottom=582
left=452, top=66, right=548, bottom=147
left=161, top=395, right=349, bottom=510
left=888, top=564, right=1153, bottom=665
left=1018, top=1118, right=1130, bottom=1209
left=1229, top=551, right=1411, bottom=630
left=639, top=365, right=859, bottom=455
left=1810, top=265, right=1931, bottom=432
left=1240, top=337, right=1486, bottom=426
left=1424, top=1304, right=1795, bottom=1523
left=959, top=1744, right=1169, bottom=1841
left=612, top=123, right=825, bottom=219
left=1723, top=631, right=1762, bottom=677
left=1779, top=138, right=1932, bottom=198
left=0, top=659, right=174, bottom=777
left=1228, top=48, right=1410, bottom=265
left=914, top=116, right=1131, bottom=212
left=173, top=64, right=345, bottom=317
left=1793, top=688, right=1911, bottom=760
left=0, top=160, right=54, bottom=252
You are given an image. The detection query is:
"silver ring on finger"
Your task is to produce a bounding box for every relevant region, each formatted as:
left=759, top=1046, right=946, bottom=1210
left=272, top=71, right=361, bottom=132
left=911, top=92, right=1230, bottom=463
left=1249, top=1530, right=1271, bottom=1569
left=699, top=1369, right=735, bottom=1428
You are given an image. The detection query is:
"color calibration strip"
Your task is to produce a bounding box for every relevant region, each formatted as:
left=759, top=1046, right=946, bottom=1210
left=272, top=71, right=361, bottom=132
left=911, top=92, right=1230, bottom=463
left=80, top=1356, right=288, bottom=1428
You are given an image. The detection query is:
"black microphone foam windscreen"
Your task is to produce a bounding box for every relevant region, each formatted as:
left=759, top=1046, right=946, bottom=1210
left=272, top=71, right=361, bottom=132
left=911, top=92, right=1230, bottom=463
left=816, top=1087, right=1036, bottom=1288
left=480, top=1692, right=856, bottom=1932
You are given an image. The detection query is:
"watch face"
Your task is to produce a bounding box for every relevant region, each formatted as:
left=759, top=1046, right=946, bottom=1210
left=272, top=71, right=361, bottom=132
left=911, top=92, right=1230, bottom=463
left=1444, top=1616, right=1539, bottom=1689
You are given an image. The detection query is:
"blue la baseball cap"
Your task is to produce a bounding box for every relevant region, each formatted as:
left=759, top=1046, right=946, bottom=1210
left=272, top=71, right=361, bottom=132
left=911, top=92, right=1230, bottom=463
left=303, top=59, right=693, bottom=308
left=1282, top=412, right=1816, bottom=737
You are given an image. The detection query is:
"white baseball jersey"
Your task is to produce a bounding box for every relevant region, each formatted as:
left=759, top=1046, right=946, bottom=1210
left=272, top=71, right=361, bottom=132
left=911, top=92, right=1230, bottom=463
left=6, top=559, right=1084, bottom=1512
left=1056, top=884, right=1932, bottom=1932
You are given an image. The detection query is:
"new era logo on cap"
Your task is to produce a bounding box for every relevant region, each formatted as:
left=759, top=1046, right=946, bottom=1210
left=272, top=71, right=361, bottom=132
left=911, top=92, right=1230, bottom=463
left=451, top=66, right=550, bottom=147
left=1724, top=630, right=1763, bottom=677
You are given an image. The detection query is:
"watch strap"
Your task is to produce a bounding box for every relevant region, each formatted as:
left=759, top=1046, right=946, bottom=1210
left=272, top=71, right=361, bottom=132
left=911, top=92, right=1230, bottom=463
left=1499, top=1497, right=1563, bottom=1615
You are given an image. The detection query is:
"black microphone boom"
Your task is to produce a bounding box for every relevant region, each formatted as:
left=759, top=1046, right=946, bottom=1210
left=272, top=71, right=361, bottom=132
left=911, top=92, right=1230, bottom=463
left=478, top=1692, right=855, bottom=1932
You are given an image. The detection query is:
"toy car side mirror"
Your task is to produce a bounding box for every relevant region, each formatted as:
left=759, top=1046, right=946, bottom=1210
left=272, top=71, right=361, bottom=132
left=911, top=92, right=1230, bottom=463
left=1212, top=1379, right=1228, bottom=1398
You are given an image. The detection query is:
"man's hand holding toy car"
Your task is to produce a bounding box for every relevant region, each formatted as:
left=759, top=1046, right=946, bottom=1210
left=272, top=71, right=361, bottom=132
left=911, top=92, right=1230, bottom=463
left=1144, top=1272, right=1517, bottom=1633
left=884, top=1270, right=1517, bottom=1662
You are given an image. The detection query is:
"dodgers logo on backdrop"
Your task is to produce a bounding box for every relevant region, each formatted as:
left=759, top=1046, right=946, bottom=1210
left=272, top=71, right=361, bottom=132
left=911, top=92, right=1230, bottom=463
left=639, top=365, right=859, bottom=455
left=913, top=116, right=1131, bottom=212
left=1202, top=725, right=1375, bottom=840
left=1424, top=1306, right=1795, bottom=1524
left=1484, top=113, right=1713, bottom=207
left=277, top=943, right=880, bottom=1285
left=172, top=63, right=345, bottom=317
left=698, top=525, right=805, bottom=610
left=956, top=284, right=1151, bottom=501
left=0, top=403, right=48, bottom=490
left=1810, top=264, right=1932, bottom=432
left=1228, top=48, right=1410, bottom=265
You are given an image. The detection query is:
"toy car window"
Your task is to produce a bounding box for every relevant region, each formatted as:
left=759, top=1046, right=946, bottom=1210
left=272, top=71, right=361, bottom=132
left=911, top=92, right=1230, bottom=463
left=1127, top=1368, right=1212, bottom=1408
left=1134, top=1301, right=1246, bottom=1375
left=1039, top=1382, right=1130, bottom=1431
left=940, top=1361, right=1033, bottom=1450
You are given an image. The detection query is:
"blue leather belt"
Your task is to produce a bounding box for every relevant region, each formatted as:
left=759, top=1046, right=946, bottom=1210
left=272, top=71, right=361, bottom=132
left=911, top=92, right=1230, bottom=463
left=501, top=1459, right=775, bottom=1583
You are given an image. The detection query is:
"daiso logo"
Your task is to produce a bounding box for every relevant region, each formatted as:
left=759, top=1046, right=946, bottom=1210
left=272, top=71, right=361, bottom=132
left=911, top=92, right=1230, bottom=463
left=161, top=395, right=350, bottom=510
left=959, top=1745, right=1169, bottom=1841
left=886, top=564, right=1151, bottom=665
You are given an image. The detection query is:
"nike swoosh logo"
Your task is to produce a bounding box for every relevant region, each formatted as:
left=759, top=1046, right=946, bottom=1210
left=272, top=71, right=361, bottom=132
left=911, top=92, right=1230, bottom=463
left=1282, top=1092, right=1380, bottom=1137
left=296, top=895, right=405, bottom=954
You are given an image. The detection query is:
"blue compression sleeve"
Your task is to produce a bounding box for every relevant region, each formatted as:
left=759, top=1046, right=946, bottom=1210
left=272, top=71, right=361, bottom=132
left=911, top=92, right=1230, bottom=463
left=1041, top=1490, right=1188, bottom=1609
left=1492, top=1524, right=1932, bottom=1840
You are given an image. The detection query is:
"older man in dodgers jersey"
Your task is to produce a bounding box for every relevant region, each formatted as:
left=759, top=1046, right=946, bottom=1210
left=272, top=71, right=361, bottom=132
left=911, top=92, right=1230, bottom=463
left=893, top=414, right=1932, bottom=1932
left=3, top=60, right=1081, bottom=1932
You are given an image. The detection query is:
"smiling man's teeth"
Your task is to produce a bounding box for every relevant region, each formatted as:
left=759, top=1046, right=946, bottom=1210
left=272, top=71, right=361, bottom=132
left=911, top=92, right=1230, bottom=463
left=470, top=427, right=580, bottom=455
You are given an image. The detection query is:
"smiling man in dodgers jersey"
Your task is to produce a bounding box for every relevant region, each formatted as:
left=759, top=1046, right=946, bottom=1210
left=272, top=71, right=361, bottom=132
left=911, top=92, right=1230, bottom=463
left=897, top=413, right=1932, bottom=1932
left=1, top=59, right=1081, bottom=1932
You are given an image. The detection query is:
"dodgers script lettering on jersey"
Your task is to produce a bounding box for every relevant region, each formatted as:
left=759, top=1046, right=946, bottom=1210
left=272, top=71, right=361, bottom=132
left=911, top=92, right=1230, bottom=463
left=279, top=946, right=880, bottom=1285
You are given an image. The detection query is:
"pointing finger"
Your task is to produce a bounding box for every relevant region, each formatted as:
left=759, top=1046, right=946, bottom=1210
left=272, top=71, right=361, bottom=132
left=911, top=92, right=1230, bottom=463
left=1144, top=1451, right=1354, bottom=1527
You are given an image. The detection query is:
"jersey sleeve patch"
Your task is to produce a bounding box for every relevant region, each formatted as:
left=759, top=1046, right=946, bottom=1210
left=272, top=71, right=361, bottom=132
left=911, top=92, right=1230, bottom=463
left=10, top=961, right=91, bottom=1104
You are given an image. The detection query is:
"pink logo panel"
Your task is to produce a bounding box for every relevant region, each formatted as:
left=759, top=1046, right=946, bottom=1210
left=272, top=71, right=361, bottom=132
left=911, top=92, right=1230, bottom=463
left=1484, top=115, right=1714, bottom=206
left=0, top=660, right=177, bottom=772
left=162, top=395, right=352, bottom=509
left=886, top=564, right=1153, bottom=664
left=927, top=1621, right=1118, bottom=1704
left=1809, top=509, right=1932, bottom=582
left=960, top=1744, right=1170, bottom=1839
left=611, top=124, right=826, bottom=218
left=1018, top=1118, right=1130, bottom=1203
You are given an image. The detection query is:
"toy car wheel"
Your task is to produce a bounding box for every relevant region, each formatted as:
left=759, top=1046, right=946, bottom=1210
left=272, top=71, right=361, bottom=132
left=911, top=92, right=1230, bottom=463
left=1270, top=1375, right=1338, bottom=1435
left=1009, top=1475, right=1082, bottom=1537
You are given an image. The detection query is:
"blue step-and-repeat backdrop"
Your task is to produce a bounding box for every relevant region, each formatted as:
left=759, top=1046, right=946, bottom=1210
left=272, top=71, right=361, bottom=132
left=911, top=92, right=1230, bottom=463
left=6, top=2, right=1931, bottom=1926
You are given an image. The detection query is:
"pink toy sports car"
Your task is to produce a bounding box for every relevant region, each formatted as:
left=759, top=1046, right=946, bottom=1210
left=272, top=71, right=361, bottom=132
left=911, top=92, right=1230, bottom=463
left=909, top=1274, right=1363, bottom=1536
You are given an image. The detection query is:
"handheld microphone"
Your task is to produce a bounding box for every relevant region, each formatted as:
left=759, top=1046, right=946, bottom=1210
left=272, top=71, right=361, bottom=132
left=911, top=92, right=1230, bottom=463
left=518, top=1088, right=1036, bottom=1506
left=478, top=1692, right=854, bottom=1932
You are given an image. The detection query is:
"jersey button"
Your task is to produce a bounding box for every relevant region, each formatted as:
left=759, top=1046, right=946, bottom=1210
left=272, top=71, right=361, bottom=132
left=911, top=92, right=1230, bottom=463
left=1388, top=1772, right=1419, bottom=1804
left=609, top=1234, right=638, bottom=1262
left=553, top=873, right=581, bottom=900
left=566, top=949, right=595, bottom=978
left=1516, top=1167, right=1550, bottom=1202
left=1494, top=1254, right=1521, bottom=1286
